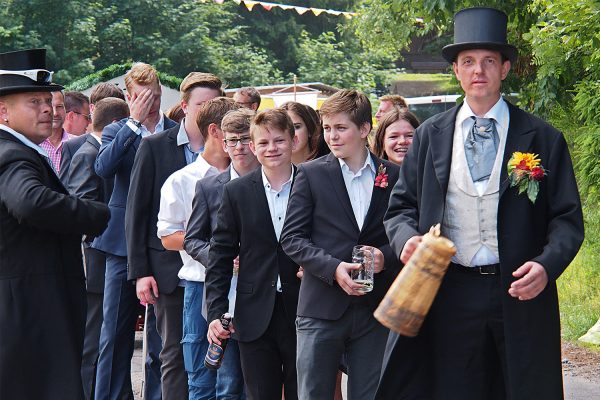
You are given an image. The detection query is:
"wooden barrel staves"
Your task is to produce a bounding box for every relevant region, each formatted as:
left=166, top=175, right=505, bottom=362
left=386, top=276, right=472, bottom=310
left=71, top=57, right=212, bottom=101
left=374, top=224, right=456, bottom=337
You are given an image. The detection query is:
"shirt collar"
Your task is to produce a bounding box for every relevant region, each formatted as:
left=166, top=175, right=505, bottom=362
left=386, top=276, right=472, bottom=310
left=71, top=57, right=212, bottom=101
left=261, top=165, right=294, bottom=191
left=230, top=165, right=240, bottom=181
left=0, top=123, right=49, bottom=158
left=154, top=111, right=165, bottom=134
left=338, top=149, right=376, bottom=176
left=91, top=132, right=102, bottom=144
left=176, top=118, right=190, bottom=146
left=458, top=97, right=509, bottom=137
left=193, top=153, right=218, bottom=176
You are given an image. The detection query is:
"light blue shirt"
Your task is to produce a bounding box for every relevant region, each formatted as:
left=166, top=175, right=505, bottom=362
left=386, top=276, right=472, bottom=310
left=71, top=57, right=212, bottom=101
left=338, top=150, right=376, bottom=231
left=176, top=118, right=203, bottom=165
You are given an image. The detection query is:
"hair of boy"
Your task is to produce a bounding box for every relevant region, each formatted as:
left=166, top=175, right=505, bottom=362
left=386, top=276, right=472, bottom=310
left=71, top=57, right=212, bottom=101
left=221, top=108, right=255, bottom=134
left=180, top=72, right=224, bottom=103
left=92, top=97, right=130, bottom=133
left=165, top=103, right=185, bottom=123
left=196, top=97, right=239, bottom=141
left=250, top=108, right=295, bottom=141
left=236, top=87, right=261, bottom=107
left=280, top=101, right=321, bottom=160
left=90, top=82, right=125, bottom=104
left=319, top=89, right=372, bottom=131
left=379, top=94, right=408, bottom=109
left=372, top=107, right=420, bottom=159
left=64, top=91, right=90, bottom=113
left=124, top=62, right=160, bottom=94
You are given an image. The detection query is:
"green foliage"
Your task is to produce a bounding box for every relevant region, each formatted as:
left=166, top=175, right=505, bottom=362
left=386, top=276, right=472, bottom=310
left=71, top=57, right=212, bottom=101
left=66, top=63, right=182, bottom=91
left=558, top=205, right=600, bottom=341
left=296, top=31, right=396, bottom=92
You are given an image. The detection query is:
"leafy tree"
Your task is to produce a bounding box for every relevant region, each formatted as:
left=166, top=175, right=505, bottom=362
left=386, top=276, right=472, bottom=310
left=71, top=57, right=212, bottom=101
left=296, top=31, right=395, bottom=92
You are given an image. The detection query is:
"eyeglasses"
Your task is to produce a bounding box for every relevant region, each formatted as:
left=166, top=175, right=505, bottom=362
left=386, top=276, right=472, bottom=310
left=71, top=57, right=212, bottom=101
left=72, top=110, right=92, bottom=121
left=223, top=136, right=251, bottom=147
left=0, top=68, right=54, bottom=83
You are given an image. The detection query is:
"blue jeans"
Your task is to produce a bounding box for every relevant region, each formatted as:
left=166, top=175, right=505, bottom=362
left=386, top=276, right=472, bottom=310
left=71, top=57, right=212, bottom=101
left=183, top=281, right=245, bottom=400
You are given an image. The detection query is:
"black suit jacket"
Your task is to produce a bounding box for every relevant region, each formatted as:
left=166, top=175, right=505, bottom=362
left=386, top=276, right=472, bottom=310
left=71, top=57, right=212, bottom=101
left=280, top=152, right=401, bottom=320
left=205, top=167, right=301, bottom=342
left=59, top=133, right=89, bottom=185
left=381, top=102, right=584, bottom=399
left=0, top=129, right=110, bottom=399
left=126, top=125, right=187, bottom=294
left=66, top=134, right=114, bottom=293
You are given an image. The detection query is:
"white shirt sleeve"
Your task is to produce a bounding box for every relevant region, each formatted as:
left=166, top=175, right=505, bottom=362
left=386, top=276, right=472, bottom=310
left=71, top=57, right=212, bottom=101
left=157, top=172, right=187, bottom=238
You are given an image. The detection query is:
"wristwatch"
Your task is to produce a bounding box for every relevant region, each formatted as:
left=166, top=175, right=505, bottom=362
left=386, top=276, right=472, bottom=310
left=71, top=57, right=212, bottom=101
left=126, top=117, right=143, bottom=134
left=128, top=117, right=142, bottom=128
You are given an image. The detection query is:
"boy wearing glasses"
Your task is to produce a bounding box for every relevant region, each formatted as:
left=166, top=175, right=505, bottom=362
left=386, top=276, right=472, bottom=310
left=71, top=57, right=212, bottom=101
left=157, top=97, right=236, bottom=399
left=206, top=109, right=301, bottom=400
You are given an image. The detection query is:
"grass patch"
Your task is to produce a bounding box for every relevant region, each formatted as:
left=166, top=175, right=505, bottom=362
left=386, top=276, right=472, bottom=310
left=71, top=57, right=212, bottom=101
left=388, top=73, right=460, bottom=97
left=558, top=205, right=600, bottom=343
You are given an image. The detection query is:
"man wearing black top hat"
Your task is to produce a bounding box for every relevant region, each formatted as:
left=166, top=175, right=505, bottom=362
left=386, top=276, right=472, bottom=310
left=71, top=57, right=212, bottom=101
left=0, top=48, right=110, bottom=399
left=379, top=8, right=584, bottom=400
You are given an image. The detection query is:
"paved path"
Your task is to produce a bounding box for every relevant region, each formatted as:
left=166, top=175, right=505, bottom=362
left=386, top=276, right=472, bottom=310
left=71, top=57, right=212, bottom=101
left=131, top=333, right=599, bottom=399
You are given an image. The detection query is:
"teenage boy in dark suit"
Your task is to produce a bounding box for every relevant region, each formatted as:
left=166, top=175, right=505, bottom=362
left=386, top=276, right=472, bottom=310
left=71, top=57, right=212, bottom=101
left=206, top=109, right=301, bottom=400
left=280, top=90, right=401, bottom=400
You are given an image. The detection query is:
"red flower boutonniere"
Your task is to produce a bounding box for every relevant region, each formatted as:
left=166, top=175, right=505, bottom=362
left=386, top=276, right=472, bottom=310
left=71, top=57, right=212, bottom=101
left=507, top=152, right=547, bottom=203
left=374, top=164, right=388, bottom=188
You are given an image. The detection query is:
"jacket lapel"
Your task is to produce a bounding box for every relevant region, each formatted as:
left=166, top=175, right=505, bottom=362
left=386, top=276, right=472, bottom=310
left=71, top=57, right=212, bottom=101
left=430, top=106, right=460, bottom=198
left=250, top=168, right=279, bottom=242
left=87, top=134, right=100, bottom=151
left=499, top=103, right=536, bottom=198
left=167, top=127, right=187, bottom=166
left=361, top=153, right=387, bottom=234
left=325, top=153, right=360, bottom=232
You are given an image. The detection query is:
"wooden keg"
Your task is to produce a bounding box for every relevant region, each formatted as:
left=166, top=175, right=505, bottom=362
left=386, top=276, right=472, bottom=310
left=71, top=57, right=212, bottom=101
left=374, top=224, right=456, bottom=337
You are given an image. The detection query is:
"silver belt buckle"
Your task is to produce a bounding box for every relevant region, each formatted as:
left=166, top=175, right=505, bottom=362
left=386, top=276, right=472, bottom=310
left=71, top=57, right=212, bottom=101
left=478, top=265, right=496, bottom=275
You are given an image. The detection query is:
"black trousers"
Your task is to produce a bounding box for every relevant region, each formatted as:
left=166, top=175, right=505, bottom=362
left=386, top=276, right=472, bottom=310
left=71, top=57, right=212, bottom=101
left=424, top=264, right=508, bottom=400
left=238, top=293, right=297, bottom=400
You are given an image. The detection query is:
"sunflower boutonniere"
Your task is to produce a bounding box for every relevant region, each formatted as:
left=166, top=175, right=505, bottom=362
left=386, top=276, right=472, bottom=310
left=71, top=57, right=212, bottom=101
left=507, top=152, right=547, bottom=203
left=374, top=164, right=388, bottom=188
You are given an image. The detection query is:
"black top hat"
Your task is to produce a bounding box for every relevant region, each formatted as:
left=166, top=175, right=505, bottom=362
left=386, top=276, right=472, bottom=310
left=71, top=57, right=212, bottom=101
left=0, top=48, right=63, bottom=96
left=442, top=7, right=517, bottom=64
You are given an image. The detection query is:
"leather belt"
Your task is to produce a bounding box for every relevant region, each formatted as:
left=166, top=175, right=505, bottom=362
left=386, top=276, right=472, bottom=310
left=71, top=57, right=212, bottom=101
left=450, top=262, right=500, bottom=275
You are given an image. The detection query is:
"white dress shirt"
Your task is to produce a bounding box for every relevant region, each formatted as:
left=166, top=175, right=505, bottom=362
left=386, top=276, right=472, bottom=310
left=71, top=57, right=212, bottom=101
left=453, top=97, right=510, bottom=266
left=261, top=166, right=294, bottom=291
left=157, top=154, right=219, bottom=282
left=338, top=150, right=376, bottom=231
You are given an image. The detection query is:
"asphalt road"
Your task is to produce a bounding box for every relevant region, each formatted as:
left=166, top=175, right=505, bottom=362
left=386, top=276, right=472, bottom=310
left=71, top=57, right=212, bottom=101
left=130, top=333, right=600, bottom=399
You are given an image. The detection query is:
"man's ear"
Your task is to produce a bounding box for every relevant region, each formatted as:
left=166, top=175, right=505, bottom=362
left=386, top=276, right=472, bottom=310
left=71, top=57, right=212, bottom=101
left=359, top=122, right=371, bottom=139
left=501, top=60, right=511, bottom=81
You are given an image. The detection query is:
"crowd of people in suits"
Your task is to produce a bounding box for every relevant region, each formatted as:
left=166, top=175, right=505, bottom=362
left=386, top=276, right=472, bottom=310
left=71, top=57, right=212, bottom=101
left=0, top=7, right=584, bottom=400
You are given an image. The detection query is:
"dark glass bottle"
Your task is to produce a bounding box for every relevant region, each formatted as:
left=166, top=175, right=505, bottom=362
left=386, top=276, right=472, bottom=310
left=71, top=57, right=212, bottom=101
left=204, top=313, right=232, bottom=370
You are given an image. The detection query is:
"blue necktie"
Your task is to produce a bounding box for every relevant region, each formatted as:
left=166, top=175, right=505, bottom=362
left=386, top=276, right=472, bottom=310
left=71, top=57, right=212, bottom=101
left=464, top=117, right=499, bottom=182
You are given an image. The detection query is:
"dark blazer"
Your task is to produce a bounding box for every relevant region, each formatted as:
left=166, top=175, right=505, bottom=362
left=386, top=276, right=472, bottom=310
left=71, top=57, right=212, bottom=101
left=59, top=133, right=89, bottom=184
left=67, top=134, right=114, bottom=293
left=381, top=102, right=584, bottom=399
left=94, top=117, right=177, bottom=256
left=184, top=168, right=233, bottom=267
left=125, top=125, right=187, bottom=294
left=0, top=130, right=110, bottom=400
left=205, top=167, right=301, bottom=342
left=280, top=152, right=401, bottom=320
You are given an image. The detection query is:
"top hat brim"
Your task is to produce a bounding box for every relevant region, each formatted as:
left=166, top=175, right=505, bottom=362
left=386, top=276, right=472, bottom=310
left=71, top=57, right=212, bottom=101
left=0, top=82, right=63, bottom=97
left=442, top=42, right=518, bottom=64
